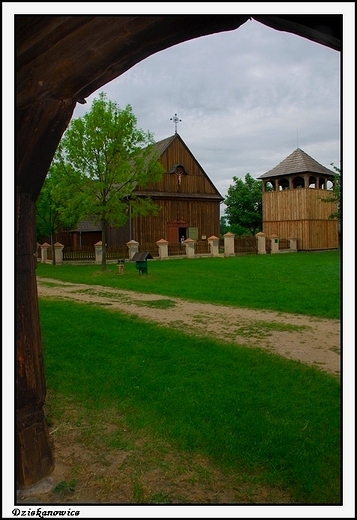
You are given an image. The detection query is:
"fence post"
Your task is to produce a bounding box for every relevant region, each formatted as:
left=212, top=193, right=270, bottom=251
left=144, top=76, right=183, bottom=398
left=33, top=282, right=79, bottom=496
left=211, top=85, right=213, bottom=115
left=270, top=235, right=279, bottom=254
left=255, top=232, right=266, bottom=254
left=156, top=238, right=169, bottom=259
left=208, top=235, right=219, bottom=256
left=126, top=239, right=139, bottom=260
left=224, top=232, right=235, bottom=257
left=289, top=237, right=298, bottom=252
left=54, top=242, right=64, bottom=265
left=94, top=241, right=103, bottom=264
left=184, top=237, right=195, bottom=258
left=40, top=242, right=51, bottom=263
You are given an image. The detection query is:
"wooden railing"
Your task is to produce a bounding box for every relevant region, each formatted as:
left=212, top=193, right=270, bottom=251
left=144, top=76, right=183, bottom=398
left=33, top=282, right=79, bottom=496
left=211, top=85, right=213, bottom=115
left=139, top=243, right=159, bottom=258
left=234, top=236, right=257, bottom=254
left=279, top=238, right=290, bottom=250
left=265, top=238, right=271, bottom=254
left=194, top=240, right=210, bottom=254
left=62, top=246, right=94, bottom=261
left=106, top=246, right=130, bottom=260
left=168, top=244, right=186, bottom=256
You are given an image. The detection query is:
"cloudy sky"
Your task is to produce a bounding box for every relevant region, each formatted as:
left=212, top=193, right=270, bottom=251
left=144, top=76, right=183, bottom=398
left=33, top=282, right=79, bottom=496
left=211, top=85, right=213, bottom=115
left=71, top=15, right=341, bottom=214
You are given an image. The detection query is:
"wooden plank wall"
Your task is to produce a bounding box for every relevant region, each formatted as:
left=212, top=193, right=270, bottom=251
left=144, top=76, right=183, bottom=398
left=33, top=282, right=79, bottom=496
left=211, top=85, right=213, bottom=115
left=263, top=188, right=337, bottom=221
left=132, top=199, right=221, bottom=244
left=263, top=220, right=338, bottom=250
left=262, top=188, right=338, bottom=250
left=139, top=138, right=219, bottom=196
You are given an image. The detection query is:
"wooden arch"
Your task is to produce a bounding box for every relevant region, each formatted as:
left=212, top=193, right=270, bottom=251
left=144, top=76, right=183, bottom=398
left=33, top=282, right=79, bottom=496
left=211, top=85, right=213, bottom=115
left=15, top=15, right=341, bottom=489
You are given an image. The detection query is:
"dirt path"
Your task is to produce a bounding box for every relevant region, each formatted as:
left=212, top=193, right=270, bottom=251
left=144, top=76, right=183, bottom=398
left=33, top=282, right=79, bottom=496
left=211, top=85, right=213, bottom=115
left=37, top=277, right=340, bottom=376
left=17, top=277, right=340, bottom=505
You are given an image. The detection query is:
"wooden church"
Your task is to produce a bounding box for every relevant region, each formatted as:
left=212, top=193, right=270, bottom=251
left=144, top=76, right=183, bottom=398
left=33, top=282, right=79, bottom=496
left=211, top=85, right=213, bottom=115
left=62, top=133, right=224, bottom=248
left=258, top=148, right=339, bottom=251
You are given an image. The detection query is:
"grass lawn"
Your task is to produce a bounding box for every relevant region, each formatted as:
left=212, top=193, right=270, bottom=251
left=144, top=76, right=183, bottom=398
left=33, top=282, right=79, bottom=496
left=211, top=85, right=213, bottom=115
left=38, top=250, right=341, bottom=503
left=37, top=250, right=341, bottom=319
left=40, top=299, right=341, bottom=504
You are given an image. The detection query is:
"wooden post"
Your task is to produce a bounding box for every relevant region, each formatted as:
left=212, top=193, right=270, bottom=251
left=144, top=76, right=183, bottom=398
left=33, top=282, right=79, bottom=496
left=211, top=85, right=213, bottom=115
left=16, top=189, right=54, bottom=488
left=15, top=98, right=76, bottom=488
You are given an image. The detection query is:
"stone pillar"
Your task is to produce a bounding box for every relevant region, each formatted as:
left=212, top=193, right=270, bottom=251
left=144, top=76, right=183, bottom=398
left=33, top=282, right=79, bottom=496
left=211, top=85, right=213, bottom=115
left=184, top=237, right=195, bottom=258
left=156, top=238, right=169, bottom=259
left=289, top=237, right=298, bottom=252
left=126, top=239, right=139, bottom=260
left=224, top=232, right=235, bottom=257
left=53, top=242, right=64, bottom=264
left=255, top=232, right=266, bottom=254
left=270, top=235, right=279, bottom=254
left=94, top=241, right=103, bottom=264
left=40, top=242, right=51, bottom=263
left=208, top=235, right=219, bottom=256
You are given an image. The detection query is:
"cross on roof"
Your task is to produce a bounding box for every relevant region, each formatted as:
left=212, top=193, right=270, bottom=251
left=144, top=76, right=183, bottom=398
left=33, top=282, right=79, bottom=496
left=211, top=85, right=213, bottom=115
left=170, top=113, right=182, bottom=134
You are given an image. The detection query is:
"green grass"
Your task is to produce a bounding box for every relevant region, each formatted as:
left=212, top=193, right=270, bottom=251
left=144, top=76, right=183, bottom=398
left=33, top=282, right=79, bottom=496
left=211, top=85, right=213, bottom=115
left=36, top=250, right=340, bottom=319
left=40, top=298, right=341, bottom=504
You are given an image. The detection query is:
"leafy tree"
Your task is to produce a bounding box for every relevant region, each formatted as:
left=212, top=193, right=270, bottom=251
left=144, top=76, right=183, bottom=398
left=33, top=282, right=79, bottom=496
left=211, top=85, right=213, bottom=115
left=36, top=164, right=80, bottom=264
left=321, top=163, right=341, bottom=221
left=224, top=173, right=263, bottom=236
left=219, top=215, right=230, bottom=237
left=51, top=92, right=165, bottom=270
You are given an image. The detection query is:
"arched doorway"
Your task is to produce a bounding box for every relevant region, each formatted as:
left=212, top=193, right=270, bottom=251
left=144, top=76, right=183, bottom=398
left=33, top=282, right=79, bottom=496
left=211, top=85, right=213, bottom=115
left=14, top=14, right=342, bottom=490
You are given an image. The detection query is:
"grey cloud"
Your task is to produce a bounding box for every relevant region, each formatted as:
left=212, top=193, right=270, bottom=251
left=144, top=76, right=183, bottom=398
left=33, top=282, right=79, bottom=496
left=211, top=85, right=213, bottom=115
left=73, top=19, right=340, bottom=205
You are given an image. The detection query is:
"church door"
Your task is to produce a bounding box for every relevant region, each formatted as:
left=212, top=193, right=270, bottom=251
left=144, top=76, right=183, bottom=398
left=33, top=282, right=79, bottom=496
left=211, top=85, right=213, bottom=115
left=168, top=218, right=189, bottom=244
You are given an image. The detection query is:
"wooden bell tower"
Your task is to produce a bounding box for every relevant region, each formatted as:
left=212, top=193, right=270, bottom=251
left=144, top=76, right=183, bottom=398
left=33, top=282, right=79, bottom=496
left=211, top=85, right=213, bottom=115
left=258, top=148, right=339, bottom=250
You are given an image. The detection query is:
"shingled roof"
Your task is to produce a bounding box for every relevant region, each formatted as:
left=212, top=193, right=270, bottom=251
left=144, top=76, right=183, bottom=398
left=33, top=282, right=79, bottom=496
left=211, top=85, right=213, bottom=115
left=258, top=148, right=335, bottom=179
left=76, top=218, right=101, bottom=232
left=154, top=135, right=177, bottom=156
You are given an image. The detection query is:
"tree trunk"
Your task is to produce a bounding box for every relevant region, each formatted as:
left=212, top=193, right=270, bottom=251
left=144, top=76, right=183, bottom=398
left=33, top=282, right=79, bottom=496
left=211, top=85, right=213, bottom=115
left=101, top=221, right=107, bottom=271
left=51, top=233, right=56, bottom=265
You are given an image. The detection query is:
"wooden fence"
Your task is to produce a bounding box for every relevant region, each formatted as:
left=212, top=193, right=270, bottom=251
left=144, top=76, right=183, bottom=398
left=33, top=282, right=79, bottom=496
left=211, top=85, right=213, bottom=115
left=265, top=238, right=271, bottom=254
left=42, top=235, right=295, bottom=263
left=106, top=246, right=130, bottom=260
left=234, top=236, right=257, bottom=254
left=195, top=240, right=211, bottom=255
left=62, top=245, right=94, bottom=262
left=279, top=238, right=290, bottom=250
left=168, top=244, right=186, bottom=256
left=138, top=243, right=159, bottom=258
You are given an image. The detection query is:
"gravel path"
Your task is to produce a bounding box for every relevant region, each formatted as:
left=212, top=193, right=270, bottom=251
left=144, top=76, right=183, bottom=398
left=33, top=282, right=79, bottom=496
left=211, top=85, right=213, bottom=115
left=37, top=277, right=340, bottom=376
